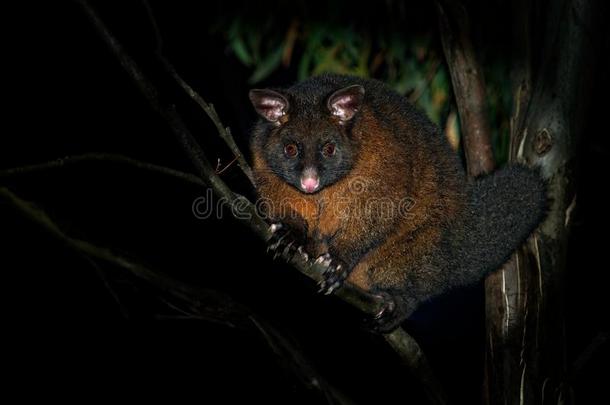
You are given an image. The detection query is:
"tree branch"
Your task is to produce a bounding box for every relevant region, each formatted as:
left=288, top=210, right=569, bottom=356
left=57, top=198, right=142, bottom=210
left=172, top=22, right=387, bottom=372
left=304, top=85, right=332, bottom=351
left=83, top=255, right=130, bottom=319
left=75, top=2, right=448, bottom=403
left=141, top=0, right=255, bottom=187
left=0, top=153, right=206, bottom=187
left=436, top=2, right=506, bottom=403
left=249, top=316, right=359, bottom=405
left=162, top=60, right=256, bottom=187
left=384, top=331, right=450, bottom=405
left=0, top=186, right=221, bottom=314
left=437, top=0, right=495, bottom=176
left=76, top=0, right=267, bottom=239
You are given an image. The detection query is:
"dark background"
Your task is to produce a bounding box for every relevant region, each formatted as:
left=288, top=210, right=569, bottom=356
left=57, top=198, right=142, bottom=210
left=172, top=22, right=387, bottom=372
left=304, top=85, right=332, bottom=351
left=4, top=1, right=609, bottom=403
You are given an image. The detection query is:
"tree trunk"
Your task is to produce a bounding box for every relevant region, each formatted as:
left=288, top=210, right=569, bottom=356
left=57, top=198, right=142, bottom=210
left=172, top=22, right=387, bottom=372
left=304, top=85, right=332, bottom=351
left=483, top=0, right=600, bottom=403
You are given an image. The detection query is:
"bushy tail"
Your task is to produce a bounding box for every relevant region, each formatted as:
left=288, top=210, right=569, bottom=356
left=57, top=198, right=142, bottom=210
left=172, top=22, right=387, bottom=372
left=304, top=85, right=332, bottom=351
left=388, top=165, right=548, bottom=324
left=456, top=165, right=548, bottom=282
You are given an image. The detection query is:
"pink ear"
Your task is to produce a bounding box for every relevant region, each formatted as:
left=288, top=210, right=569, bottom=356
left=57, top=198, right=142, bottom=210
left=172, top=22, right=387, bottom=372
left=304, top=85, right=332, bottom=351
left=327, top=85, right=365, bottom=122
left=249, top=89, right=289, bottom=123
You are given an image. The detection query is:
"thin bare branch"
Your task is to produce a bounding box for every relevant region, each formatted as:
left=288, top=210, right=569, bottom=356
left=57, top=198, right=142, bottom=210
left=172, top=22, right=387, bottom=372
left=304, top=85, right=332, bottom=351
left=385, top=330, right=450, bottom=405
left=76, top=0, right=267, bottom=238
left=141, top=0, right=255, bottom=186
left=250, top=316, right=358, bottom=405
left=0, top=153, right=206, bottom=187
left=83, top=256, right=130, bottom=319
left=0, top=186, right=226, bottom=312
left=162, top=59, right=256, bottom=186
left=140, top=0, right=163, bottom=53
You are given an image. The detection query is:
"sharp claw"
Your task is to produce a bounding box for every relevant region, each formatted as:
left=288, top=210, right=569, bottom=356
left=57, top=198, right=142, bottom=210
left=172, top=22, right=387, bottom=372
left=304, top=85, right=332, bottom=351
left=270, top=231, right=290, bottom=252
left=325, top=281, right=342, bottom=295
left=267, top=223, right=308, bottom=263
left=278, top=231, right=291, bottom=244
left=282, top=241, right=295, bottom=258
left=297, top=246, right=309, bottom=262
left=374, top=297, right=396, bottom=320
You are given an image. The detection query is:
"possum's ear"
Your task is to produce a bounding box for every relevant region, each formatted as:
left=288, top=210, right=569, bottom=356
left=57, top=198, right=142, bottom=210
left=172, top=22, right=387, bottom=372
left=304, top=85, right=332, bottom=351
left=327, top=85, right=365, bottom=122
left=249, top=89, right=289, bottom=123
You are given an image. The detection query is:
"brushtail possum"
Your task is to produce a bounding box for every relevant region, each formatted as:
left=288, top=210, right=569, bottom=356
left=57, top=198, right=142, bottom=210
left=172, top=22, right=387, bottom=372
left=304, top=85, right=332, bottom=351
left=248, top=74, right=546, bottom=332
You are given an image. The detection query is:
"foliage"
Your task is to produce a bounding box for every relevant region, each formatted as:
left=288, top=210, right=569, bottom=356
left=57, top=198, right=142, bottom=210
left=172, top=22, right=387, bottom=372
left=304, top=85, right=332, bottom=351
left=212, top=3, right=511, bottom=163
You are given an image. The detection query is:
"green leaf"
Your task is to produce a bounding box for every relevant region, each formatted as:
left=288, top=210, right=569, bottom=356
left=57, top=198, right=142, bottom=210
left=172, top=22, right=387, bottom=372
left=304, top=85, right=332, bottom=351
left=230, top=36, right=253, bottom=67
left=248, top=44, right=284, bottom=84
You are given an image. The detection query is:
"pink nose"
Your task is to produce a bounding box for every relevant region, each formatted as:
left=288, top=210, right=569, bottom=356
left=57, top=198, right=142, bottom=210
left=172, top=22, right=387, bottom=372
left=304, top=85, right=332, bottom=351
left=300, top=176, right=320, bottom=193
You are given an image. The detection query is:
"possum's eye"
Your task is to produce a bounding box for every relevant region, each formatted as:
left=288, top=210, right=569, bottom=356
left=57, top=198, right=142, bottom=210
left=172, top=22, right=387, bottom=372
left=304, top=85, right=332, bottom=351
left=322, top=143, right=336, bottom=157
left=284, top=143, right=298, bottom=158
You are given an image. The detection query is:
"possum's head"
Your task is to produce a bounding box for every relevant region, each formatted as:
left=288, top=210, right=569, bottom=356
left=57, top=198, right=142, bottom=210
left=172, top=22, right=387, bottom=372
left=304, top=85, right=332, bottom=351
left=249, top=84, right=364, bottom=194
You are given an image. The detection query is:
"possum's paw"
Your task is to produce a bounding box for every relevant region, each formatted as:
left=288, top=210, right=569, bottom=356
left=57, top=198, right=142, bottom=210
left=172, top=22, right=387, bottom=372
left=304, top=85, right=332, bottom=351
left=267, top=223, right=309, bottom=263
left=367, top=292, right=409, bottom=333
left=315, top=253, right=349, bottom=295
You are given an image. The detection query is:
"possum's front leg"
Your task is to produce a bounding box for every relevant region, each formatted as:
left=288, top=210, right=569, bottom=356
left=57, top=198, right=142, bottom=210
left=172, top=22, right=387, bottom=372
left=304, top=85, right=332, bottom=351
left=271, top=225, right=346, bottom=293
left=267, top=223, right=350, bottom=293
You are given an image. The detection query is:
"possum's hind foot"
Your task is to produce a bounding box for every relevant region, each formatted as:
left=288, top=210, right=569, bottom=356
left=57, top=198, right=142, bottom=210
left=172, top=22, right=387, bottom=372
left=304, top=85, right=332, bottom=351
left=366, top=291, right=409, bottom=333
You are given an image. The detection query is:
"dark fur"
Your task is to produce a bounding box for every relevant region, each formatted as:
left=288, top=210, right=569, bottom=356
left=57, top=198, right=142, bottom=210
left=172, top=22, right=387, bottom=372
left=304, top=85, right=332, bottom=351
left=250, top=74, right=547, bottom=332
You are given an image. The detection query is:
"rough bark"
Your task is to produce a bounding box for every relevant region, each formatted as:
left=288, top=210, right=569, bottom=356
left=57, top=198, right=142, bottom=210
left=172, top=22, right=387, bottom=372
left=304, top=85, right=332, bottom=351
left=483, top=0, right=600, bottom=404
left=437, top=0, right=495, bottom=176
left=439, top=0, right=601, bottom=403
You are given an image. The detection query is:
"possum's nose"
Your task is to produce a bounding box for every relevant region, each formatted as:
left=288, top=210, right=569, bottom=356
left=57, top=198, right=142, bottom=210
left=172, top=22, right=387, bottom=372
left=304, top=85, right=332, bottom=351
left=300, top=168, right=320, bottom=193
